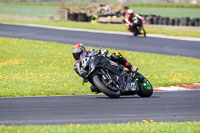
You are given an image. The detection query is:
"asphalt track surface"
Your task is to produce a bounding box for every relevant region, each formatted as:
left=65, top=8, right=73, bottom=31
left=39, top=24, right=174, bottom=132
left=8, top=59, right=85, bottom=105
left=0, top=91, right=200, bottom=125
left=0, top=23, right=200, bottom=58
left=0, top=24, right=200, bottom=125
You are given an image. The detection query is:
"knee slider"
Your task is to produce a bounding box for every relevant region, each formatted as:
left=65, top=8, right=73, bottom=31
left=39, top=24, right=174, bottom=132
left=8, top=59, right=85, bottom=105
left=112, top=52, right=123, bottom=60
left=115, top=52, right=123, bottom=58
left=111, top=52, right=127, bottom=65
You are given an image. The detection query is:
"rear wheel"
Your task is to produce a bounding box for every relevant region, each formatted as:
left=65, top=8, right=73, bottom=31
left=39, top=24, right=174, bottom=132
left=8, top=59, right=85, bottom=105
left=133, top=27, right=138, bottom=36
left=133, top=31, right=138, bottom=36
left=93, top=75, right=120, bottom=98
left=131, top=25, right=138, bottom=36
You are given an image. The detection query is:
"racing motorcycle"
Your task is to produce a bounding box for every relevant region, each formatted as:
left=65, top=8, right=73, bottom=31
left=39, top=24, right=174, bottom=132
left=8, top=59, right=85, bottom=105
left=131, top=16, right=146, bottom=37
left=79, top=50, right=153, bottom=98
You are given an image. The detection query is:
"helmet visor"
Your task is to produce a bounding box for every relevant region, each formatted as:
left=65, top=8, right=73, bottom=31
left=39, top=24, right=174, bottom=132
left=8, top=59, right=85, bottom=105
left=128, top=9, right=133, bottom=14
left=73, top=52, right=82, bottom=60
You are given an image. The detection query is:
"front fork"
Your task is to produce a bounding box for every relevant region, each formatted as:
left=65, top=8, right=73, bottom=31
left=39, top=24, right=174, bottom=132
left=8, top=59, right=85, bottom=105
left=100, top=69, right=120, bottom=91
left=101, top=69, right=112, bottom=85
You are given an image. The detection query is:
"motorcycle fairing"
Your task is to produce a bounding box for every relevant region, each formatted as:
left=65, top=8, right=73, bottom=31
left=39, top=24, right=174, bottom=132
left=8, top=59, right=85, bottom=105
left=86, top=55, right=122, bottom=78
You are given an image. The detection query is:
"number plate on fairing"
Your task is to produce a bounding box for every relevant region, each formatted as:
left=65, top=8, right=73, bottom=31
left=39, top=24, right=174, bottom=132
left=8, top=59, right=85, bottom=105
left=130, top=82, right=136, bottom=91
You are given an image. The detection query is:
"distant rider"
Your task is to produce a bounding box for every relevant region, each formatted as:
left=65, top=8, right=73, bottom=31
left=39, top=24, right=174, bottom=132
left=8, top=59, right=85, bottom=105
left=72, top=43, right=138, bottom=93
left=124, top=9, right=142, bottom=31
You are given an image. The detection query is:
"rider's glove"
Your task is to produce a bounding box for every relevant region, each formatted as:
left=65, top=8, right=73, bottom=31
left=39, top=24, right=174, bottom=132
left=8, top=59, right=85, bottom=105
left=80, top=69, right=87, bottom=78
left=89, top=49, right=95, bottom=53
left=100, top=48, right=109, bottom=55
left=81, top=77, right=88, bottom=85
left=81, top=77, right=88, bottom=83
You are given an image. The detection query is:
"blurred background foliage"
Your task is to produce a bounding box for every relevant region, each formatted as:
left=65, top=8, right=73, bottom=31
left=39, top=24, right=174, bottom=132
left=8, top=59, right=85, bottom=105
left=0, top=0, right=200, bottom=4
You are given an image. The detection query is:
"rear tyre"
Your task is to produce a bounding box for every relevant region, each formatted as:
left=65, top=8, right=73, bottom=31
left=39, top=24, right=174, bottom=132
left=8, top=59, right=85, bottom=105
left=93, top=75, right=120, bottom=98
left=133, top=30, right=138, bottom=36
left=141, top=29, right=146, bottom=37
left=134, top=32, right=138, bottom=36
left=131, top=26, right=138, bottom=36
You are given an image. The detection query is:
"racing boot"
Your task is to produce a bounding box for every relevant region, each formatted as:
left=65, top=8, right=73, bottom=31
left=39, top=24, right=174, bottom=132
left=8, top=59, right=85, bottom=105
left=125, top=60, right=138, bottom=73
left=130, top=65, right=138, bottom=73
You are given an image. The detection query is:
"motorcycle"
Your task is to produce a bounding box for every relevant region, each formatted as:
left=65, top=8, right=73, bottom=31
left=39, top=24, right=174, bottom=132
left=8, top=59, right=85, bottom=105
left=131, top=16, right=146, bottom=37
left=79, top=50, right=153, bottom=98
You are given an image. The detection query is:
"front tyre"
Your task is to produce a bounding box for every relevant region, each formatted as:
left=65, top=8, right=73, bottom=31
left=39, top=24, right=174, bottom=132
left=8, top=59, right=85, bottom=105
left=140, top=28, right=146, bottom=37
left=142, top=29, right=146, bottom=37
left=92, top=75, right=120, bottom=98
left=137, top=79, right=153, bottom=97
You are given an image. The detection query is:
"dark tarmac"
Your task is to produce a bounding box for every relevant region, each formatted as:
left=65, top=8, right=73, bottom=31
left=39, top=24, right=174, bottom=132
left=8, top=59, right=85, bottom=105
left=0, top=91, right=200, bottom=125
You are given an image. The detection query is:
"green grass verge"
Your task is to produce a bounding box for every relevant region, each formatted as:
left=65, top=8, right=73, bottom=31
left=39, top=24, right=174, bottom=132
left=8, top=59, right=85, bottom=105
left=0, top=37, right=200, bottom=97
left=0, top=2, right=59, bottom=6
left=0, top=19, right=200, bottom=38
left=0, top=4, right=57, bottom=16
left=132, top=7, right=200, bottom=18
left=126, top=3, right=200, bottom=8
left=0, top=122, right=200, bottom=133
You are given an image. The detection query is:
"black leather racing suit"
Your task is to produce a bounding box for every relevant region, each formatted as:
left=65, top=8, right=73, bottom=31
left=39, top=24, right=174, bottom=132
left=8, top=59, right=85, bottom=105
left=73, top=49, right=136, bottom=93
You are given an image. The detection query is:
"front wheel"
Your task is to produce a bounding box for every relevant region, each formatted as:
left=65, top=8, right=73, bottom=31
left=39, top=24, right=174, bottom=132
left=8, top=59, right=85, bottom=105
left=92, top=75, right=120, bottom=98
left=136, top=75, right=153, bottom=97
left=140, top=28, right=146, bottom=37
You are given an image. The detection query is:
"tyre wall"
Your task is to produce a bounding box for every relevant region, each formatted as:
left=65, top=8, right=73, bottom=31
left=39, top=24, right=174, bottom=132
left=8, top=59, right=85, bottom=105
left=68, top=13, right=91, bottom=22
left=143, top=14, right=200, bottom=27
left=67, top=12, right=200, bottom=26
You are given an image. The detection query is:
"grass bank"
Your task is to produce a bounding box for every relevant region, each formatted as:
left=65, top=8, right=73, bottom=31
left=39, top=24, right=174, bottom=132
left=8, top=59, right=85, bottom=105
left=0, top=122, right=200, bottom=133
left=132, top=7, right=200, bottom=18
left=0, top=4, right=57, bottom=16
left=0, top=37, right=200, bottom=97
left=126, top=3, right=200, bottom=8
left=0, top=19, right=200, bottom=38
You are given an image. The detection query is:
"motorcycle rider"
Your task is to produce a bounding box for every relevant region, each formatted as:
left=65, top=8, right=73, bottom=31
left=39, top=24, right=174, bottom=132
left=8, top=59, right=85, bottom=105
left=72, top=43, right=138, bottom=93
left=124, top=8, right=143, bottom=31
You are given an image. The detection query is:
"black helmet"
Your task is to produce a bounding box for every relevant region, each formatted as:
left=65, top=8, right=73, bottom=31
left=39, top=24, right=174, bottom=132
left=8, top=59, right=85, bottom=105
left=72, top=43, right=86, bottom=61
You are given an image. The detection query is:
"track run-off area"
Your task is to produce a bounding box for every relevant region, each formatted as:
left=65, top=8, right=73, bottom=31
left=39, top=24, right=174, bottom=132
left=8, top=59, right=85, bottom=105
left=0, top=23, right=200, bottom=125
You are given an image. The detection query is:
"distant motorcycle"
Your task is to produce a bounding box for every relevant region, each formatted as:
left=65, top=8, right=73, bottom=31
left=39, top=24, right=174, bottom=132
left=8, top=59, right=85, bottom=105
left=131, top=16, right=146, bottom=37
left=79, top=50, right=153, bottom=98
